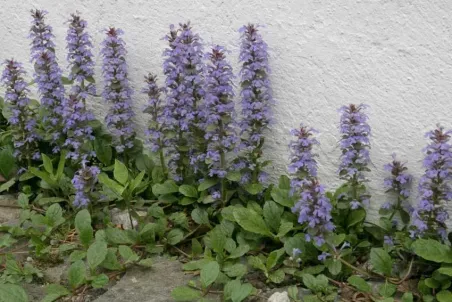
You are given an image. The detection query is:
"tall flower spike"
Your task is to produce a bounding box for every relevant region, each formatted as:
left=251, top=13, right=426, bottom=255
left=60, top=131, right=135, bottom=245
left=162, top=22, right=206, bottom=181
left=412, top=127, right=452, bottom=240
left=1, top=60, right=40, bottom=165
left=101, top=27, right=136, bottom=155
left=64, top=13, right=96, bottom=162
left=72, top=163, right=100, bottom=207
left=204, top=45, right=238, bottom=203
left=142, top=73, right=167, bottom=172
left=29, top=9, right=66, bottom=152
left=380, top=153, right=413, bottom=224
left=338, top=104, right=371, bottom=209
left=237, top=24, right=273, bottom=184
left=289, top=125, right=334, bottom=246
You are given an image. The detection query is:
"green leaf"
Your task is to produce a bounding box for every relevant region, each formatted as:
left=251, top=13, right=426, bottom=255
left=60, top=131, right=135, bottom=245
left=118, top=245, right=139, bottom=263
left=138, top=258, right=153, bottom=268
left=0, top=148, right=16, bottom=179
left=267, top=248, right=285, bottom=270
left=91, top=274, right=109, bottom=288
left=114, top=160, right=129, bottom=185
left=105, top=228, right=135, bottom=245
left=87, top=241, right=108, bottom=270
left=224, top=280, right=253, bottom=302
left=302, top=274, right=329, bottom=292
left=401, top=292, right=413, bottom=302
left=29, top=167, right=57, bottom=188
left=347, top=275, right=371, bottom=293
left=45, top=203, right=63, bottom=226
left=0, top=284, right=28, bottom=302
left=152, top=180, right=179, bottom=195
left=226, top=171, right=241, bottom=182
left=248, top=256, right=267, bottom=273
left=69, top=250, right=86, bottom=262
left=200, top=261, right=220, bottom=288
left=378, top=282, right=397, bottom=297
left=263, top=200, right=283, bottom=232
left=179, top=185, right=198, bottom=198
left=101, top=248, right=122, bottom=271
left=17, top=193, right=28, bottom=208
left=0, top=178, right=15, bottom=193
left=42, top=154, right=54, bottom=174
left=276, top=221, right=293, bottom=238
left=130, top=170, right=145, bottom=192
left=370, top=248, right=393, bottom=276
left=94, top=137, right=112, bottom=165
left=167, top=228, right=184, bottom=245
left=223, top=263, right=247, bottom=278
left=244, top=183, right=263, bottom=195
left=42, top=284, right=70, bottom=302
left=75, top=209, right=93, bottom=247
left=228, top=244, right=250, bottom=259
left=198, top=178, right=218, bottom=191
left=437, top=291, right=452, bottom=302
left=412, top=239, right=452, bottom=263
left=326, top=258, right=342, bottom=275
left=347, top=208, right=366, bottom=228
left=56, top=150, right=67, bottom=180
left=269, top=269, right=285, bottom=284
left=171, top=286, right=201, bottom=301
left=271, top=187, right=294, bottom=207
left=191, top=208, right=209, bottom=225
left=437, top=267, right=452, bottom=276
left=98, top=173, right=125, bottom=196
left=37, top=197, right=66, bottom=206
left=68, top=260, right=86, bottom=289
left=233, top=208, right=272, bottom=237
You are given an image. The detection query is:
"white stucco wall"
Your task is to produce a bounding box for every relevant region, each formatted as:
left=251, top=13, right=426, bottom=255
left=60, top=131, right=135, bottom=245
left=1, top=0, right=452, bottom=222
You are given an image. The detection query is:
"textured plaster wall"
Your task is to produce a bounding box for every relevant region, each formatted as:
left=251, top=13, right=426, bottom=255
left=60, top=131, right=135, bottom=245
left=1, top=0, right=452, bottom=222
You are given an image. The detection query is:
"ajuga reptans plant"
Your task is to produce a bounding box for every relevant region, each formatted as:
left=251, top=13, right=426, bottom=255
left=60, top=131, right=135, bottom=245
left=162, top=22, right=206, bottom=182
left=236, top=24, right=273, bottom=186
left=29, top=9, right=66, bottom=152
left=101, top=27, right=136, bottom=160
left=204, top=45, right=238, bottom=204
left=289, top=124, right=334, bottom=246
left=1, top=60, right=40, bottom=166
left=412, top=126, right=452, bottom=240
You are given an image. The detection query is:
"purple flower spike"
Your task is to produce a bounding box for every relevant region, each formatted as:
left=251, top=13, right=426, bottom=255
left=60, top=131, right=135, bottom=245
left=72, top=163, right=100, bottom=207
left=412, top=126, right=452, bottom=240
left=101, top=27, right=136, bottom=154
left=162, top=22, right=206, bottom=181
left=29, top=9, right=65, bottom=151
left=338, top=104, right=371, bottom=209
left=237, top=24, right=273, bottom=184
left=64, top=14, right=96, bottom=162
left=289, top=125, right=334, bottom=245
left=1, top=60, right=40, bottom=164
left=204, top=46, right=238, bottom=180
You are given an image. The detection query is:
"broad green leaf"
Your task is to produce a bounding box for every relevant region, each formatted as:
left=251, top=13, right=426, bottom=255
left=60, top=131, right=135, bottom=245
left=200, top=261, right=220, bottom=288
left=87, top=241, right=108, bottom=270
left=412, top=239, right=452, bottom=263
left=370, top=248, right=393, bottom=276
left=130, top=170, right=145, bottom=192
left=401, top=292, right=413, bottom=302
left=101, top=248, right=122, bottom=271
left=94, top=137, right=112, bottom=165
left=91, top=274, right=109, bottom=288
left=228, top=244, right=250, bottom=259
left=347, top=275, right=371, bottom=292
left=0, top=284, right=28, bottom=302
left=226, top=171, right=241, bottom=182
left=437, top=267, right=452, bottom=276
left=263, top=200, right=283, bottom=232
left=269, top=269, right=285, bottom=283
left=198, top=178, right=218, bottom=191
left=378, top=282, right=397, bottom=297
left=191, top=208, right=209, bottom=225
left=347, top=208, right=366, bottom=228
left=138, top=258, right=153, bottom=267
left=17, top=193, right=28, bottom=208
left=171, top=286, right=201, bottom=301
left=223, top=263, right=247, bottom=278
left=248, top=256, right=267, bottom=273
left=233, top=208, right=272, bottom=237
left=224, top=280, right=253, bottom=302
left=42, top=154, right=53, bottom=174
left=0, top=148, right=16, bottom=180
left=114, top=160, right=129, bottom=185
left=167, top=228, right=184, bottom=245
left=179, top=185, right=198, bottom=198
left=42, top=284, right=70, bottom=302
left=75, top=209, right=93, bottom=247
left=69, top=250, right=86, bottom=262
left=271, top=187, right=294, bottom=207
left=68, top=260, right=86, bottom=289
left=29, top=167, right=58, bottom=188
left=105, top=228, right=135, bottom=245
left=37, top=197, right=66, bottom=206
left=118, top=245, right=139, bottom=263
left=98, top=173, right=125, bottom=196
left=266, top=248, right=285, bottom=270
left=437, top=291, right=452, bottom=302
left=0, top=178, right=15, bottom=193
left=276, top=221, right=293, bottom=238
left=45, top=203, right=63, bottom=226
left=152, top=180, right=179, bottom=195
left=56, top=150, right=67, bottom=180
left=326, top=258, right=342, bottom=275
left=244, top=183, right=263, bottom=195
